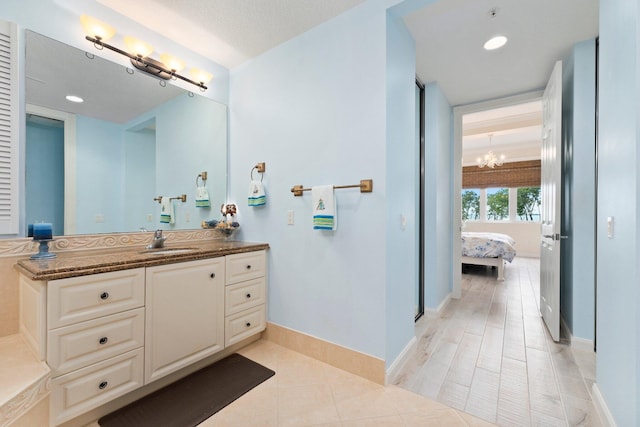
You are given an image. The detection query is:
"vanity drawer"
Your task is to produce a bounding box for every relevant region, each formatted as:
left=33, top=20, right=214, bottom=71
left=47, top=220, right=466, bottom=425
left=226, top=250, right=266, bottom=285
left=48, top=268, right=145, bottom=329
left=225, top=305, right=266, bottom=347
left=51, top=348, right=144, bottom=426
left=48, top=308, right=145, bottom=375
left=225, top=277, right=266, bottom=315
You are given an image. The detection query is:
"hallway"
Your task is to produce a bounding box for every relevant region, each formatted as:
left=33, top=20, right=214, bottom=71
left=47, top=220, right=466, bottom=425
left=393, top=257, right=600, bottom=426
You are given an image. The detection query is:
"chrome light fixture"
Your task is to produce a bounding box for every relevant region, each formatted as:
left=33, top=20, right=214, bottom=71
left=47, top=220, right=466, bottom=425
left=476, top=134, right=505, bottom=168
left=80, top=15, right=212, bottom=91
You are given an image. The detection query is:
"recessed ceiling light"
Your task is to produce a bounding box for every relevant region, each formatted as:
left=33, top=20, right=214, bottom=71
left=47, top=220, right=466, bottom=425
left=65, top=95, right=84, bottom=103
left=484, top=36, right=508, bottom=51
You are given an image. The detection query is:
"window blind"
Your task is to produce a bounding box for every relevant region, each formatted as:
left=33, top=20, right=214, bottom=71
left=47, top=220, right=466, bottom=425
left=0, top=20, right=18, bottom=234
left=462, top=160, right=541, bottom=189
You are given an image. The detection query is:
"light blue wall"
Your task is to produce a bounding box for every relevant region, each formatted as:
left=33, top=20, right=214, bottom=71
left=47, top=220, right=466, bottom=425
left=229, top=0, right=411, bottom=363
left=597, top=0, right=639, bottom=424
left=385, top=12, right=417, bottom=366
left=75, top=116, right=125, bottom=233
left=144, top=94, right=228, bottom=231
left=424, top=83, right=452, bottom=310
left=25, top=120, right=64, bottom=236
left=123, top=126, right=155, bottom=231
left=560, top=40, right=596, bottom=342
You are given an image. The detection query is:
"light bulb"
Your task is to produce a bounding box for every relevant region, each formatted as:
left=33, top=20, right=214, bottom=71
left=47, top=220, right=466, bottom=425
left=190, top=68, right=213, bottom=85
left=80, top=15, right=116, bottom=41
left=160, top=54, right=185, bottom=73
left=124, top=36, right=153, bottom=58
left=484, top=36, right=508, bottom=51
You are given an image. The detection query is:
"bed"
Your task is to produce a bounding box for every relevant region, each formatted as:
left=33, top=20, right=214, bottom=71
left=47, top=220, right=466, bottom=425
left=461, top=232, right=517, bottom=281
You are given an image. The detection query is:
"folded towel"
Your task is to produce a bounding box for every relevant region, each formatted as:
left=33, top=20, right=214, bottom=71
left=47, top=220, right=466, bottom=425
left=160, top=197, right=175, bottom=224
left=312, top=185, right=336, bottom=230
left=196, top=186, right=211, bottom=208
left=248, top=180, right=266, bottom=207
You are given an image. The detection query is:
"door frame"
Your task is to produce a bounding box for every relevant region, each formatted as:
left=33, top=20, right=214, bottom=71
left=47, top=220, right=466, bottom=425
left=26, top=104, right=77, bottom=234
left=451, top=90, right=543, bottom=298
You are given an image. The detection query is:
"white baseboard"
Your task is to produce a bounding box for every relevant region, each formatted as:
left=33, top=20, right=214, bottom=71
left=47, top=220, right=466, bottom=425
left=425, top=292, right=451, bottom=315
left=385, top=336, right=417, bottom=385
left=592, top=383, right=617, bottom=427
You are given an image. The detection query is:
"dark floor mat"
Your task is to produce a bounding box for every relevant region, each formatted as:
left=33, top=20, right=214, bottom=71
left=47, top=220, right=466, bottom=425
left=99, top=353, right=275, bottom=427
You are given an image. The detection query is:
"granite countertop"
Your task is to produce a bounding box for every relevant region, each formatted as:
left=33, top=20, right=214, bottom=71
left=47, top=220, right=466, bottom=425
left=15, top=240, right=269, bottom=281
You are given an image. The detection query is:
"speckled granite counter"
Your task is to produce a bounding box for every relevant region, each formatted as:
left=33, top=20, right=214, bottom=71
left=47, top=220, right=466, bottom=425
left=16, top=240, right=269, bottom=281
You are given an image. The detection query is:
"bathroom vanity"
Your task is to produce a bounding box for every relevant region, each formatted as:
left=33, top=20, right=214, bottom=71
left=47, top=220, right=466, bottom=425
left=16, top=241, right=268, bottom=426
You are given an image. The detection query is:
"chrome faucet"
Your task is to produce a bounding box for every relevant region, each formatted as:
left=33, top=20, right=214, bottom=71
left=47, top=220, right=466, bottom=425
left=146, top=229, right=167, bottom=249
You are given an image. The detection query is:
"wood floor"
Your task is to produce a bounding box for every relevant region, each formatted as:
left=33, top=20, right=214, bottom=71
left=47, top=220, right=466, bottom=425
left=393, top=257, right=601, bottom=426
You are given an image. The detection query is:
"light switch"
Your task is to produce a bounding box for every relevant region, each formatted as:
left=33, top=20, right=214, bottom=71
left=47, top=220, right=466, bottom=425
left=607, top=216, right=614, bottom=239
left=146, top=214, right=153, bottom=222
left=95, top=214, right=105, bottom=223
left=287, top=210, right=294, bottom=225
left=185, top=211, right=191, bottom=222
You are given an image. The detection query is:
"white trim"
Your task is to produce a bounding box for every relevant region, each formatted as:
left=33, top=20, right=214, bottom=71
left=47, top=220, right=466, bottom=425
left=385, top=336, right=417, bottom=384
left=592, top=383, right=617, bottom=427
left=452, top=91, right=544, bottom=299
left=26, top=104, right=77, bottom=235
left=426, top=292, right=451, bottom=314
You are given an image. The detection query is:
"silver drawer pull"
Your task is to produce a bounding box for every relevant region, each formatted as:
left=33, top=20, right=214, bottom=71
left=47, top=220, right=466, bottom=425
left=246, top=293, right=251, bottom=299
left=100, top=292, right=109, bottom=300
left=99, top=337, right=108, bottom=345
left=98, top=381, right=108, bottom=390
left=246, top=322, right=251, bottom=327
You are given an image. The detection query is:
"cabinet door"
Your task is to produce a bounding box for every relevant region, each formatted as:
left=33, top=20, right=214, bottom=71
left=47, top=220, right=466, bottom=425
left=145, top=258, right=225, bottom=383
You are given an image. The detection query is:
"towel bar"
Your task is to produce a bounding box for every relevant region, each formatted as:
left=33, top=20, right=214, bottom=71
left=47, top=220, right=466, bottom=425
left=170, top=194, right=187, bottom=203
left=290, top=179, right=373, bottom=197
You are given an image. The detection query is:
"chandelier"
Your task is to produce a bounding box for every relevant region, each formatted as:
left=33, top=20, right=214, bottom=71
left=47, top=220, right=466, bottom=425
left=476, top=134, right=505, bottom=168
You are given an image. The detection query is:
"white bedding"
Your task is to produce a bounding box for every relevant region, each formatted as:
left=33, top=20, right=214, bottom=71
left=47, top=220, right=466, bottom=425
left=461, top=232, right=517, bottom=263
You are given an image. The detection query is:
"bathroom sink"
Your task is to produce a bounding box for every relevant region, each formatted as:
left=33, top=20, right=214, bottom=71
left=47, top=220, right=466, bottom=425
left=141, top=248, right=197, bottom=255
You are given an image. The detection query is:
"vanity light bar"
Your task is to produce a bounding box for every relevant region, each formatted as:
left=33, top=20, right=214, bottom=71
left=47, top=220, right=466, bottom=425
left=85, top=35, right=209, bottom=91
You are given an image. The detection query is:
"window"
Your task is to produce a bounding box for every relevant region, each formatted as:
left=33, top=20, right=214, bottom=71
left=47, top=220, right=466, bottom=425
left=486, top=187, right=509, bottom=220
left=461, top=189, right=480, bottom=221
left=516, top=186, right=541, bottom=221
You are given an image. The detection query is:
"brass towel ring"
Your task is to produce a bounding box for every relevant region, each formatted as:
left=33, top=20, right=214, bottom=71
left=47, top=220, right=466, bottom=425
left=250, top=162, right=266, bottom=182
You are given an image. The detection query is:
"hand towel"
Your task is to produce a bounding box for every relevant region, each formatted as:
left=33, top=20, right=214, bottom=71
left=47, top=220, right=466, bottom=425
left=248, top=180, right=266, bottom=207
left=196, top=186, right=211, bottom=208
left=160, top=197, right=175, bottom=224
left=312, top=185, right=336, bottom=230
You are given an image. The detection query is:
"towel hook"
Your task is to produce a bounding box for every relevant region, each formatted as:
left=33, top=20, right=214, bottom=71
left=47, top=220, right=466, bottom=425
left=250, top=162, right=266, bottom=182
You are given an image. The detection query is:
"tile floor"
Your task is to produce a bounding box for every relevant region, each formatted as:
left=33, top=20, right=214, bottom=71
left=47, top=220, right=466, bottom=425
left=197, top=339, right=495, bottom=426
left=392, top=257, right=601, bottom=427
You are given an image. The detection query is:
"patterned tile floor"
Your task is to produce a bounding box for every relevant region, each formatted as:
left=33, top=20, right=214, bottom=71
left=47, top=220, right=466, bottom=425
left=392, top=257, right=601, bottom=426
left=198, top=340, right=495, bottom=426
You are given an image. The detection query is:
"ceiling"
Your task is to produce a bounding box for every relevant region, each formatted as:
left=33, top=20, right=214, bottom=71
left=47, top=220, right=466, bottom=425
left=96, top=0, right=366, bottom=68
left=36, top=1, right=598, bottom=151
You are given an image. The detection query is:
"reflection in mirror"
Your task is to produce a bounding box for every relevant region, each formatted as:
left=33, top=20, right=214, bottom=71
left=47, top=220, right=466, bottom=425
left=24, top=31, right=227, bottom=236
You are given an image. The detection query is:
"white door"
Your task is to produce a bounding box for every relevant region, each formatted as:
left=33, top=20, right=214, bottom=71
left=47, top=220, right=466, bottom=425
left=540, top=61, right=563, bottom=342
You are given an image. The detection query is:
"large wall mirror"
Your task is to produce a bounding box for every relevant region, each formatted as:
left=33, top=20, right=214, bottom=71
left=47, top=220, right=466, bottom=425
left=24, top=30, right=227, bottom=236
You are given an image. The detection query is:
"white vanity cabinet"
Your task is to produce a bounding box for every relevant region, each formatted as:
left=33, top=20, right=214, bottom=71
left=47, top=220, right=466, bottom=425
left=43, top=269, right=146, bottom=426
left=144, top=257, right=225, bottom=383
left=224, top=251, right=267, bottom=346
left=18, top=248, right=267, bottom=426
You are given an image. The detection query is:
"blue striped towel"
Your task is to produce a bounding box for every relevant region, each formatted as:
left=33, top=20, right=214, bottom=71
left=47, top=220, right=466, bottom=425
left=248, top=181, right=266, bottom=206
left=312, top=185, right=336, bottom=230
